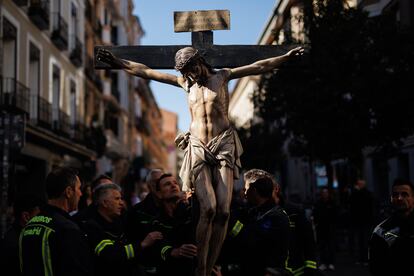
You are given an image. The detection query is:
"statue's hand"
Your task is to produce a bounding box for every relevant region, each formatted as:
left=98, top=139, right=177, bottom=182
left=171, top=244, right=197, bottom=259
left=175, top=132, right=190, bottom=150
left=286, top=46, right=305, bottom=57
left=96, top=48, right=122, bottom=67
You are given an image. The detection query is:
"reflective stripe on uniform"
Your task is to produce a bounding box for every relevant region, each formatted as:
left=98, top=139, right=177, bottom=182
left=293, top=266, right=304, bottom=276
left=286, top=265, right=304, bottom=276
left=305, top=260, right=317, bottom=269
left=230, top=220, right=244, bottom=237
left=95, top=239, right=114, bottom=256
left=161, top=245, right=173, bottom=261
left=124, top=244, right=135, bottom=259
left=42, top=228, right=53, bottom=276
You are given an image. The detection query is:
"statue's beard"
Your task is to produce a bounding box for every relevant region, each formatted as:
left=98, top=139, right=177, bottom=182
left=187, top=73, right=207, bottom=87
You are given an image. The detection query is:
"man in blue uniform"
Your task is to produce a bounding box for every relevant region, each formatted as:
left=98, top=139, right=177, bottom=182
left=369, top=178, right=414, bottom=275
left=239, top=177, right=291, bottom=275
left=82, top=183, right=163, bottom=276
left=19, top=167, right=92, bottom=276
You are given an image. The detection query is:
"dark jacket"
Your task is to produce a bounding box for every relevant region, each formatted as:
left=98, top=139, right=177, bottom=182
left=127, top=196, right=196, bottom=276
left=19, top=204, right=92, bottom=276
left=153, top=201, right=196, bottom=276
left=81, top=209, right=146, bottom=276
left=126, top=193, right=161, bottom=244
left=282, top=201, right=317, bottom=276
left=237, top=200, right=291, bottom=276
left=369, top=211, right=414, bottom=276
left=350, top=187, right=374, bottom=225
left=73, top=204, right=98, bottom=224
left=0, top=223, right=23, bottom=276
left=313, top=198, right=338, bottom=235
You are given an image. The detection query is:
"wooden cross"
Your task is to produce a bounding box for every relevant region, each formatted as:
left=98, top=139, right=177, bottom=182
left=94, top=10, right=291, bottom=70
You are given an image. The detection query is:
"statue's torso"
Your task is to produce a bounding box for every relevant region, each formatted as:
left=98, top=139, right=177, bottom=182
left=187, top=70, right=230, bottom=144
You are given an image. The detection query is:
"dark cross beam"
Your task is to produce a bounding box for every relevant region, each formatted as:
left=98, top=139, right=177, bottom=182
left=94, top=10, right=291, bottom=70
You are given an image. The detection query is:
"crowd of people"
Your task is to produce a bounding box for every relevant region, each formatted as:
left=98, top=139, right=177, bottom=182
left=0, top=166, right=413, bottom=276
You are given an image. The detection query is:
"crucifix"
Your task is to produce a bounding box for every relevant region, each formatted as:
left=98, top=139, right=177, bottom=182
left=95, top=9, right=303, bottom=276
left=95, top=10, right=294, bottom=69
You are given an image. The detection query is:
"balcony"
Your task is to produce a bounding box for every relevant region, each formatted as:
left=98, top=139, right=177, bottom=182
left=0, top=77, right=30, bottom=114
left=29, top=93, right=38, bottom=122
left=73, top=121, right=85, bottom=142
left=69, top=35, right=83, bottom=67
left=52, top=109, right=70, bottom=137
left=59, top=111, right=71, bottom=137
left=38, top=96, right=52, bottom=129
left=13, top=0, right=28, bottom=6
left=51, top=13, right=68, bottom=50
left=28, top=0, right=50, bottom=30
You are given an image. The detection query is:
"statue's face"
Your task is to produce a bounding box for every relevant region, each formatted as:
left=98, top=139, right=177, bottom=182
left=181, top=60, right=204, bottom=83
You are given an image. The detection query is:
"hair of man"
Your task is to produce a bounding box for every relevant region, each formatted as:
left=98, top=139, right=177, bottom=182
left=244, top=168, right=278, bottom=186
left=45, top=167, right=79, bottom=199
left=13, top=195, right=44, bottom=220
left=94, top=183, right=122, bottom=205
left=155, top=173, right=173, bottom=191
left=249, top=177, right=274, bottom=198
left=91, top=174, right=113, bottom=191
left=145, top=168, right=163, bottom=190
left=392, top=178, right=414, bottom=193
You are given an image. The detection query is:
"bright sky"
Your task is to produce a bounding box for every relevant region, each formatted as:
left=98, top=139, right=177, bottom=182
left=132, top=0, right=277, bottom=132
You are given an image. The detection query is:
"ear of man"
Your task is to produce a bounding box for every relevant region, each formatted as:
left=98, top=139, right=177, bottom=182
left=64, top=185, right=74, bottom=199
left=102, top=198, right=110, bottom=209
left=21, top=211, right=31, bottom=224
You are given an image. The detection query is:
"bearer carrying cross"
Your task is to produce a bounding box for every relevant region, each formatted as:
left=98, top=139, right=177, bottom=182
left=96, top=9, right=304, bottom=276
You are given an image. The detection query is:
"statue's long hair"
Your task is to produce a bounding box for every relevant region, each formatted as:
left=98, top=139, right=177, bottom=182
left=175, top=47, right=215, bottom=90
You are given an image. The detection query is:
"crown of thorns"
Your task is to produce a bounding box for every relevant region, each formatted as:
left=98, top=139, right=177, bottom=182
left=174, top=48, right=199, bottom=71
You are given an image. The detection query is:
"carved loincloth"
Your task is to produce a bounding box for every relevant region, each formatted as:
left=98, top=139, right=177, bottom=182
left=175, top=128, right=243, bottom=192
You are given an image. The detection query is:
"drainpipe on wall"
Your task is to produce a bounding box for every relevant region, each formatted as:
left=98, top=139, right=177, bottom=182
left=0, top=0, right=5, bottom=239
left=0, top=0, right=3, bottom=77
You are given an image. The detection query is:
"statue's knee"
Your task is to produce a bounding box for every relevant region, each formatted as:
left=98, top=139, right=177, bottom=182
left=215, top=211, right=230, bottom=224
left=201, top=207, right=216, bottom=221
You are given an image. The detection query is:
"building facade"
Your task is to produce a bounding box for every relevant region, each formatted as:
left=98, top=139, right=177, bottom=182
left=1, top=0, right=92, bottom=235
left=229, top=0, right=414, bottom=203
left=229, top=0, right=314, bottom=201
left=133, top=77, right=168, bottom=172
left=0, top=0, right=167, bottom=235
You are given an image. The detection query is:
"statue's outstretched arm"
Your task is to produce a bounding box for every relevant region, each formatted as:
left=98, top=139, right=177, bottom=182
left=228, top=46, right=304, bottom=80
left=96, top=48, right=184, bottom=88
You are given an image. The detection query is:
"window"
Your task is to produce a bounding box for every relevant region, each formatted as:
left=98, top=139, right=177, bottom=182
left=70, top=2, right=78, bottom=51
left=52, top=65, right=60, bottom=122
left=104, top=8, right=109, bottom=25
left=29, top=42, right=41, bottom=120
left=2, top=17, right=17, bottom=80
left=70, top=80, right=77, bottom=126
